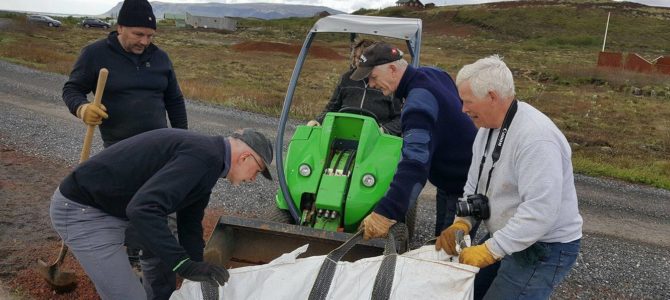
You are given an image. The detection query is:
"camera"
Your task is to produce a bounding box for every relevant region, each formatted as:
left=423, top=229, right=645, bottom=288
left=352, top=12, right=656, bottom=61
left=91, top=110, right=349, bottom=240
left=455, top=194, right=490, bottom=220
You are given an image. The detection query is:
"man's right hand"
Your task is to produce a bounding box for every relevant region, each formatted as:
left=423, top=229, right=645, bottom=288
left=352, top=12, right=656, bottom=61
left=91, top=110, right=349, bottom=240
left=435, top=220, right=471, bottom=256
left=360, top=212, right=396, bottom=240
left=77, top=103, right=108, bottom=125
left=175, top=259, right=230, bottom=286
left=306, top=120, right=320, bottom=127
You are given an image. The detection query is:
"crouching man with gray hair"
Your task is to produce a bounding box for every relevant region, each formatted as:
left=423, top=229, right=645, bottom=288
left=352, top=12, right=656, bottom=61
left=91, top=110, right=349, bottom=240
left=49, top=128, right=273, bottom=299
left=439, top=55, right=583, bottom=299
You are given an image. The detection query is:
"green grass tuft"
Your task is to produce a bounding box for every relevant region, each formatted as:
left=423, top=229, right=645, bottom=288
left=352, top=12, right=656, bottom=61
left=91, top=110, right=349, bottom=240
left=573, top=156, right=670, bottom=190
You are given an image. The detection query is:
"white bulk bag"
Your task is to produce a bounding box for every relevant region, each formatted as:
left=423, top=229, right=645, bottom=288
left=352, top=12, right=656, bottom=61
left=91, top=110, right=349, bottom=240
left=171, top=227, right=478, bottom=300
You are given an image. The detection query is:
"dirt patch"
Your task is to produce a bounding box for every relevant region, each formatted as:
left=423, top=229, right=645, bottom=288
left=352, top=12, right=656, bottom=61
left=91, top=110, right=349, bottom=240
left=203, top=209, right=225, bottom=241
left=0, top=144, right=233, bottom=299
left=421, top=11, right=478, bottom=38
left=0, top=145, right=99, bottom=299
left=231, top=41, right=345, bottom=60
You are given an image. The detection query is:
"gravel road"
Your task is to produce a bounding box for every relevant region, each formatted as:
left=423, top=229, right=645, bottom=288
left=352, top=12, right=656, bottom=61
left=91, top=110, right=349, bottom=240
left=1, top=60, right=668, bottom=299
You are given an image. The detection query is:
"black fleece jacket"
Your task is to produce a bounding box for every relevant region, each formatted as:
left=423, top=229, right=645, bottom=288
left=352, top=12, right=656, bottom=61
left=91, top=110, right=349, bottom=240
left=59, top=128, right=229, bottom=269
left=63, top=31, right=187, bottom=147
left=317, top=69, right=403, bottom=136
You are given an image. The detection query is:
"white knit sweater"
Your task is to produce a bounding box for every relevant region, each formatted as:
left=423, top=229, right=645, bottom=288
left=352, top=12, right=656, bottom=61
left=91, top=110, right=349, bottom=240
left=459, top=101, right=583, bottom=258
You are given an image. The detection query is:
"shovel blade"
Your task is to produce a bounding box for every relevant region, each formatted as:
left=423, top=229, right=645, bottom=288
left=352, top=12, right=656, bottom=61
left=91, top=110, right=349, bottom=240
left=36, top=259, right=78, bottom=293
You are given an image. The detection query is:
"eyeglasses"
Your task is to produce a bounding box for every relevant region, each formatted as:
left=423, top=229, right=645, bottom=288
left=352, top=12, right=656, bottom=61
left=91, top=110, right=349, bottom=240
left=248, top=154, right=264, bottom=172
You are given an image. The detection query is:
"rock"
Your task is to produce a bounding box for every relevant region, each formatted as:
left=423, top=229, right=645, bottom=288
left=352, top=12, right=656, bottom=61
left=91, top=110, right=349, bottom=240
left=631, top=87, right=642, bottom=96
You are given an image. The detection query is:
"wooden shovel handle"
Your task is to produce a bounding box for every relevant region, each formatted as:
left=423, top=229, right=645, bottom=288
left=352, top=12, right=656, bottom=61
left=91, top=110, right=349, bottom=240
left=79, top=68, right=108, bottom=163
left=52, top=240, right=68, bottom=267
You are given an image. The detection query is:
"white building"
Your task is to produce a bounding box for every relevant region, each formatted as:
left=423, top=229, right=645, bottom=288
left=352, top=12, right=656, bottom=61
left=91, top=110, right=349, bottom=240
left=185, top=12, right=237, bottom=31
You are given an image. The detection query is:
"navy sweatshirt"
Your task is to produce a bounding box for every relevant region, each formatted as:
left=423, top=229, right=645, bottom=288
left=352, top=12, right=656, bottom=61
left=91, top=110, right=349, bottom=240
left=374, top=66, right=477, bottom=221
left=59, top=128, right=229, bottom=269
left=63, top=31, right=187, bottom=147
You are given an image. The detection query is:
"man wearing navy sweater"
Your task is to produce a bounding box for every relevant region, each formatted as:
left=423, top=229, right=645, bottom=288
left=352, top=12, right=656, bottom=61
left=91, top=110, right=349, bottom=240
left=350, top=42, right=477, bottom=240
left=49, top=128, right=273, bottom=300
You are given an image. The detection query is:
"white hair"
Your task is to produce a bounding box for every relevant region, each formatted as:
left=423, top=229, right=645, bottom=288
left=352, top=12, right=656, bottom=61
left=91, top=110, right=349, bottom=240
left=391, top=58, right=408, bottom=68
left=374, top=58, right=407, bottom=74
left=455, top=55, right=515, bottom=99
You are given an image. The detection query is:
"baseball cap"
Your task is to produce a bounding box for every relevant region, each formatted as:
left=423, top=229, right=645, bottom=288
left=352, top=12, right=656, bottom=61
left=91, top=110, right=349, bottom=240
left=232, top=128, right=273, bottom=180
left=350, top=42, right=404, bottom=81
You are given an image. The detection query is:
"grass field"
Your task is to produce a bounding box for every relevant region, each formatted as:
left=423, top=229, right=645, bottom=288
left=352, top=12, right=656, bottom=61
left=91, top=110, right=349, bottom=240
left=0, top=0, right=668, bottom=189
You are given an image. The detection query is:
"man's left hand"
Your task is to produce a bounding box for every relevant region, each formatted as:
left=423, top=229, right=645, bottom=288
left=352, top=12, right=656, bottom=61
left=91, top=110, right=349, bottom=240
left=175, top=260, right=230, bottom=286
left=459, top=244, right=498, bottom=268
left=361, top=212, right=396, bottom=240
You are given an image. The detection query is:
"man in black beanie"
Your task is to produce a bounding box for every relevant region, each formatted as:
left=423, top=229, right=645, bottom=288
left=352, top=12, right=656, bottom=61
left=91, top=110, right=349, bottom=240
left=63, top=0, right=185, bottom=147
left=117, top=0, right=157, bottom=31
left=62, top=0, right=188, bottom=299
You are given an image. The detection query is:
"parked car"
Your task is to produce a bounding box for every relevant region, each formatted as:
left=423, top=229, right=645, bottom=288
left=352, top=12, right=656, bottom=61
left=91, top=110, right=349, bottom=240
left=81, top=18, right=111, bottom=29
left=27, top=15, right=61, bottom=27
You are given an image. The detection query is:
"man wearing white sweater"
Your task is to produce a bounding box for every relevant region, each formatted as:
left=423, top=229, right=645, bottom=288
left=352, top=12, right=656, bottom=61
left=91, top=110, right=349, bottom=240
left=436, top=55, right=582, bottom=299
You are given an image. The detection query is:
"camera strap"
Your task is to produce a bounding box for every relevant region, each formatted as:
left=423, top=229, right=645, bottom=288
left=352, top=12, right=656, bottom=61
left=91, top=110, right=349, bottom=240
left=475, top=100, right=518, bottom=195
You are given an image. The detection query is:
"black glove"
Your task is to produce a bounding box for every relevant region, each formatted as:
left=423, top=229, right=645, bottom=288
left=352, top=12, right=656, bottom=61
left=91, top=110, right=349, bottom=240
left=175, top=259, right=230, bottom=286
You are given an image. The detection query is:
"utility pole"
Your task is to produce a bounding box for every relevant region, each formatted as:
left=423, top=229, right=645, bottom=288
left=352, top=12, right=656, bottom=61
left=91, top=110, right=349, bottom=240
left=602, top=12, right=611, bottom=52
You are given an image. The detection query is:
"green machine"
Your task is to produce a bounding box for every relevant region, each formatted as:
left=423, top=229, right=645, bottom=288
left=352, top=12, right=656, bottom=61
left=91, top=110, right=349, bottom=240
left=274, top=15, right=423, bottom=234
left=204, top=15, right=423, bottom=268
left=275, top=112, right=402, bottom=232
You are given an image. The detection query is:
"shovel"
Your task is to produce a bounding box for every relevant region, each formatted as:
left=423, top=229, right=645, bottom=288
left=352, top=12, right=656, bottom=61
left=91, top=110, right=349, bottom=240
left=36, top=68, right=109, bottom=292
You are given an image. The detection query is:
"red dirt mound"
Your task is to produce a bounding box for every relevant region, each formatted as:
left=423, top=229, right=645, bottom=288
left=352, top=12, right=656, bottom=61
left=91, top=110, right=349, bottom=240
left=232, top=41, right=345, bottom=60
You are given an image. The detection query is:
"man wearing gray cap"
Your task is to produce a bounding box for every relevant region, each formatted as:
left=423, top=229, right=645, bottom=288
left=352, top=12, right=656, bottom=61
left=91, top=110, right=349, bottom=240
left=49, top=128, right=273, bottom=299
left=350, top=42, right=478, bottom=244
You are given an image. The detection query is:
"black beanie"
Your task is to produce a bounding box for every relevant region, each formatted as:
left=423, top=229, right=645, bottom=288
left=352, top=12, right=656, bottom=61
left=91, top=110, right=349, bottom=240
left=117, top=0, right=156, bottom=29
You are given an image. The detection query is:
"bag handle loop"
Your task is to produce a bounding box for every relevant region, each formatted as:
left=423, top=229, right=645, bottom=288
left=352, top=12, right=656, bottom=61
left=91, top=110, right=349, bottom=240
left=308, top=223, right=408, bottom=300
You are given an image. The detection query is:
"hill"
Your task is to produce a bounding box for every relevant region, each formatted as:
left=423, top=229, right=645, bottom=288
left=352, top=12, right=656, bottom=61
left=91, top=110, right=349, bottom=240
left=367, top=0, right=670, bottom=55
left=100, top=1, right=345, bottom=20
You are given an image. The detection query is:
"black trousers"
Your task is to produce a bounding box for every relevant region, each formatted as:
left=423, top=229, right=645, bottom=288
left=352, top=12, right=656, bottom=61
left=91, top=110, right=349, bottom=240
left=125, top=214, right=179, bottom=300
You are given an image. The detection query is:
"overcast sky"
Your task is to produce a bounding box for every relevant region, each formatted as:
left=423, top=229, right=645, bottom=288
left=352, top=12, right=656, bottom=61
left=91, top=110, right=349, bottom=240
left=0, top=0, right=667, bottom=16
